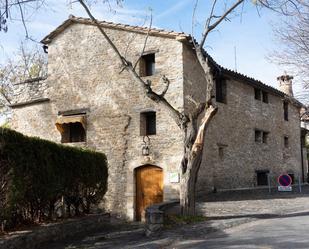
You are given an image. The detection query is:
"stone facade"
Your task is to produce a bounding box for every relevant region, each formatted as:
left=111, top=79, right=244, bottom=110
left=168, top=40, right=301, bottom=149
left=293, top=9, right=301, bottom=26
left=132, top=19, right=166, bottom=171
left=10, top=17, right=306, bottom=219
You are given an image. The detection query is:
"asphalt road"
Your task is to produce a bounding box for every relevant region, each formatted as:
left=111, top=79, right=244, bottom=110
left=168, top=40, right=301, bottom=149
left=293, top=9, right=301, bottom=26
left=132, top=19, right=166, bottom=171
left=173, top=212, right=309, bottom=249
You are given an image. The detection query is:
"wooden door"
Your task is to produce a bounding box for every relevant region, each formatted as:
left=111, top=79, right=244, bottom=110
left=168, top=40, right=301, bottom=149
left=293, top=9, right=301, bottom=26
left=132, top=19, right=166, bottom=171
left=135, top=165, right=163, bottom=221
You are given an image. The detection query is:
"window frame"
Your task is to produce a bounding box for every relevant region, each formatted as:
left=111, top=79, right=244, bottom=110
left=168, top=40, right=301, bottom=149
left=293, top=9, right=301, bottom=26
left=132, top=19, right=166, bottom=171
left=140, top=111, right=156, bottom=136
left=255, top=129, right=269, bottom=144
left=262, top=91, right=268, bottom=103
left=283, top=101, right=289, bottom=121
left=60, top=122, right=86, bottom=143
left=255, top=129, right=262, bottom=143
left=139, top=53, right=155, bottom=77
left=254, top=88, right=262, bottom=100
left=284, top=136, right=289, bottom=148
left=262, top=131, right=269, bottom=144
left=216, top=77, right=227, bottom=104
left=256, top=170, right=269, bottom=186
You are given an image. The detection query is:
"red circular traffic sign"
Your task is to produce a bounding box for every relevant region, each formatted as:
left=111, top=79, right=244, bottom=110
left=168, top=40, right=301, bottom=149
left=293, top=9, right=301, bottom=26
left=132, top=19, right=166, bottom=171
left=278, top=174, right=292, bottom=186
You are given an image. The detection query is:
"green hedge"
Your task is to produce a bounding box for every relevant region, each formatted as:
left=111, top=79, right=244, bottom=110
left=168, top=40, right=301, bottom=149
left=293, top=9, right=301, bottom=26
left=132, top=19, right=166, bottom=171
left=0, top=128, right=108, bottom=230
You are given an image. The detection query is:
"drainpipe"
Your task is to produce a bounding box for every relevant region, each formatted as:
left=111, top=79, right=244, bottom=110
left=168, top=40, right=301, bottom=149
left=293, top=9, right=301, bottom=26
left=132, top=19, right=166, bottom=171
left=300, top=132, right=305, bottom=183
left=300, top=110, right=308, bottom=183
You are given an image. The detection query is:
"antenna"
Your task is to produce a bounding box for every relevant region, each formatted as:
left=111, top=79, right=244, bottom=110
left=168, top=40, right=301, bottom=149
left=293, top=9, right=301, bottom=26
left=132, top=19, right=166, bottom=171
left=234, top=46, right=237, bottom=72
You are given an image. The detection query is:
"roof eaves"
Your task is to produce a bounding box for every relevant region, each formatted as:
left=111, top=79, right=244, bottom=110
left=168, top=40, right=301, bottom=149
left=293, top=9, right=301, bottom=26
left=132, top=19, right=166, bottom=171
left=200, top=49, right=304, bottom=108
left=41, top=15, right=189, bottom=44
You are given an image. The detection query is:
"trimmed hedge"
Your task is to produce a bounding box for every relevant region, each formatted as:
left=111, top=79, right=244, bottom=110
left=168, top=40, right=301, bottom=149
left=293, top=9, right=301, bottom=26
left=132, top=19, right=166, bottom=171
left=0, top=128, right=108, bottom=230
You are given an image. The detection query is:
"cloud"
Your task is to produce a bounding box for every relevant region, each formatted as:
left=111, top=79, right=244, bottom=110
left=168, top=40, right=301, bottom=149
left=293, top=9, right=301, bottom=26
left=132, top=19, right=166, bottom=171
left=155, top=0, right=192, bottom=20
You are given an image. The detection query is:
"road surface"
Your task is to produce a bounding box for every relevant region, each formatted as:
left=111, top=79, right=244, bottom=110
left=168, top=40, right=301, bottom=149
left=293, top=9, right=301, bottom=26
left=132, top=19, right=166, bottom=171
left=173, top=211, right=309, bottom=249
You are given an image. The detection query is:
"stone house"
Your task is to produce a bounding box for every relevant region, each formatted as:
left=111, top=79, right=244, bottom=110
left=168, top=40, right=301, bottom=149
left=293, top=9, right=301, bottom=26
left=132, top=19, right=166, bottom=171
left=10, top=16, right=308, bottom=220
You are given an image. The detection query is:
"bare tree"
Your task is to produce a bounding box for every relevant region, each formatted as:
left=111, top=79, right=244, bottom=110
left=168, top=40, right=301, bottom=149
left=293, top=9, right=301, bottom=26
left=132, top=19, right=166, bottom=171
left=0, top=0, right=47, bottom=39
left=76, top=0, right=303, bottom=215
left=270, top=1, right=309, bottom=102
left=0, top=41, right=47, bottom=122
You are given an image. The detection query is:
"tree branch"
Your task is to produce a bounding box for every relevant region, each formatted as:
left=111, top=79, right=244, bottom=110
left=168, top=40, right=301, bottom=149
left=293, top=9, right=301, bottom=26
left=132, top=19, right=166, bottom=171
left=133, top=12, right=152, bottom=70
left=77, top=0, right=188, bottom=128
left=200, top=0, right=244, bottom=48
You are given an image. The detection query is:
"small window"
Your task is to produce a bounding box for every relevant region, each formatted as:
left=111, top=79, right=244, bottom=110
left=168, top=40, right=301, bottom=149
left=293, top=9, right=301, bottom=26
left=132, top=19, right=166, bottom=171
left=218, top=147, right=224, bottom=159
left=216, top=77, right=227, bottom=103
left=284, top=136, right=289, bottom=148
left=61, top=123, right=86, bottom=143
left=254, top=88, right=261, bottom=100
left=256, top=170, right=269, bottom=186
left=262, top=91, right=268, bottom=103
left=255, top=130, right=262, bottom=142
left=139, top=53, right=155, bottom=76
left=140, top=111, right=156, bottom=135
left=262, top=132, right=269, bottom=144
left=283, top=101, right=289, bottom=121
left=56, top=115, right=87, bottom=143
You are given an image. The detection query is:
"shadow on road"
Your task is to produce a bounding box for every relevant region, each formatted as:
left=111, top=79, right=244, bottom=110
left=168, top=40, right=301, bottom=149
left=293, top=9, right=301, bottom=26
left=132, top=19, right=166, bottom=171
left=208, top=210, right=309, bottom=221
left=199, top=185, right=309, bottom=202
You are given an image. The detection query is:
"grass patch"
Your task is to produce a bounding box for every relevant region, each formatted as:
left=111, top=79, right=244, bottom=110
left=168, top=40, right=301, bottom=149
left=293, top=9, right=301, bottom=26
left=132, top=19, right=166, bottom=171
left=165, top=214, right=207, bottom=227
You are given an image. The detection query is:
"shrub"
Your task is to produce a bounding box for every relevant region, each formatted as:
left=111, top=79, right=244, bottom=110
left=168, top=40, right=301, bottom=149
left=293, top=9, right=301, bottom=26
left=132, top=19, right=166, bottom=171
left=0, top=128, right=108, bottom=230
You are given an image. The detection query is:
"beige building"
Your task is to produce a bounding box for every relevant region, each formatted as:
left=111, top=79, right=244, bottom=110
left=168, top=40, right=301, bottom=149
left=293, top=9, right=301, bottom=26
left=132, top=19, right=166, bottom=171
left=10, top=16, right=307, bottom=220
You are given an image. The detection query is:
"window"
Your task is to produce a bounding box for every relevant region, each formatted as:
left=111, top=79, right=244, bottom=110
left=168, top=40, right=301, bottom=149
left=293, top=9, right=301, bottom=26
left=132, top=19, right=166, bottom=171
left=255, top=88, right=268, bottom=103
left=216, top=77, right=227, bottom=103
left=218, top=147, right=224, bottom=159
left=262, top=132, right=269, bottom=144
left=262, top=91, right=268, bottom=103
left=255, top=129, right=269, bottom=144
left=256, top=170, right=269, bottom=186
left=55, top=115, right=86, bottom=143
left=140, top=111, right=156, bottom=135
left=283, top=101, right=289, bottom=121
left=139, top=53, right=155, bottom=76
left=255, top=130, right=262, bottom=142
left=284, top=136, right=289, bottom=148
left=61, top=123, right=86, bottom=143
left=254, top=88, right=261, bottom=100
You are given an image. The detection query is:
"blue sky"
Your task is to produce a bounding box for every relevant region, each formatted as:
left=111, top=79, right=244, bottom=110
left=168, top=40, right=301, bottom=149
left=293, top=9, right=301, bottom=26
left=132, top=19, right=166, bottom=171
left=0, top=0, right=304, bottom=97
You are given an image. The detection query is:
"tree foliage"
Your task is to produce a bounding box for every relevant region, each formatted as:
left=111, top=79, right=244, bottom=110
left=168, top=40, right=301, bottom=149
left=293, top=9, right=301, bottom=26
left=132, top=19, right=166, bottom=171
left=0, top=128, right=108, bottom=231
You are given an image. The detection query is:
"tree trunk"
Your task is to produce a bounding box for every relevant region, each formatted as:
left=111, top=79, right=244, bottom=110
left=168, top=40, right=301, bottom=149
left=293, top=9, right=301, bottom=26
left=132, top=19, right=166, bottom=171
left=180, top=150, right=203, bottom=215
left=180, top=105, right=217, bottom=215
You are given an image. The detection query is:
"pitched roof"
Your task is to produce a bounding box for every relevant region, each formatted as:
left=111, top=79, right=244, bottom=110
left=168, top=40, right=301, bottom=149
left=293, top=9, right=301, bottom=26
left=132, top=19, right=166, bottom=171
left=41, top=15, right=189, bottom=44
left=41, top=16, right=304, bottom=107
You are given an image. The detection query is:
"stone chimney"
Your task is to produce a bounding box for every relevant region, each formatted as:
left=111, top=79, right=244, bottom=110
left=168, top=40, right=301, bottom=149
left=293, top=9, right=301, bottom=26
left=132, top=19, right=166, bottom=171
left=277, top=74, right=294, bottom=97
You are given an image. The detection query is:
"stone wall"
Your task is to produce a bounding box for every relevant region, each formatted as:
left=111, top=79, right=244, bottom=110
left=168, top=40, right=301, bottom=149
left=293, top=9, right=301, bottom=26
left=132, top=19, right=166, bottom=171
left=11, top=23, right=184, bottom=220
left=182, top=43, right=303, bottom=194
left=11, top=77, right=48, bottom=104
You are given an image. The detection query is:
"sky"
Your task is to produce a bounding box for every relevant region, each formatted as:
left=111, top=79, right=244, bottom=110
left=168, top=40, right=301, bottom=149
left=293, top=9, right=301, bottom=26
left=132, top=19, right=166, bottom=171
left=0, top=0, right=306, bottom=99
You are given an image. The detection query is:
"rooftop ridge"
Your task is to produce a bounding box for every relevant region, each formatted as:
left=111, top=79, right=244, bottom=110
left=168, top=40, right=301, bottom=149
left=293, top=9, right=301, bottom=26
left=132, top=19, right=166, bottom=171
left=41, top=16, right=304, bottom=107
left=41, top=15, right=189, bottom=44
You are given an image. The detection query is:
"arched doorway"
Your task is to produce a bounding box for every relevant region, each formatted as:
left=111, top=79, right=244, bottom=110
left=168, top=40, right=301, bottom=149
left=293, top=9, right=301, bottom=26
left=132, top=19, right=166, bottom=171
left=135, top=165, right=163, bottom=221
